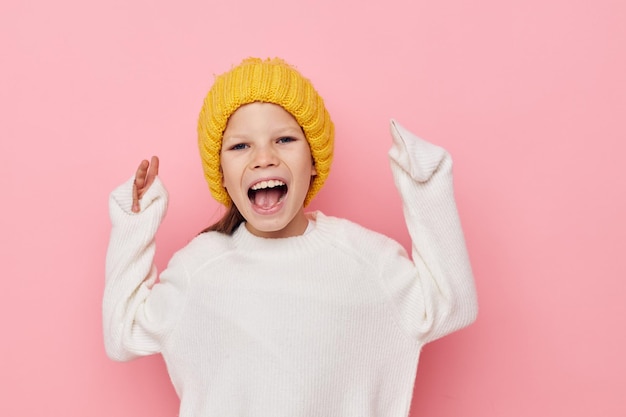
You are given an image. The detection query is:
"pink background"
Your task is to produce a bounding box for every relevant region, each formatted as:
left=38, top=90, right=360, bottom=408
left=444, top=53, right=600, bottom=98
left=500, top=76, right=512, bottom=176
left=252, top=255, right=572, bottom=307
left=2, top=0, right=625, bottom=415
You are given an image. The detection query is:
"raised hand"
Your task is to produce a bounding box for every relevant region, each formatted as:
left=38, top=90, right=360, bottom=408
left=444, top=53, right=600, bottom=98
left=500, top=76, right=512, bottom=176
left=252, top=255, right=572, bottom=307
left=132, top=156, right=160, bottom=213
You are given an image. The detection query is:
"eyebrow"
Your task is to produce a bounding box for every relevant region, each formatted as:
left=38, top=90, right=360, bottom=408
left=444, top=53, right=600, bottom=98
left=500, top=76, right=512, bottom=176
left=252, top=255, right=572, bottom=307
left=273, top=126, right=305, bottom=136
left=223, top=126, right=304, bottom=142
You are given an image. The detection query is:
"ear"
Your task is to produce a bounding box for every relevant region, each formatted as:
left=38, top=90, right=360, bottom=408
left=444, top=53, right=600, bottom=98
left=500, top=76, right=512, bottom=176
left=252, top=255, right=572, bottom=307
left=220, top=166, right=225, bottom=187
left=310, top=157, right=317, bottom=176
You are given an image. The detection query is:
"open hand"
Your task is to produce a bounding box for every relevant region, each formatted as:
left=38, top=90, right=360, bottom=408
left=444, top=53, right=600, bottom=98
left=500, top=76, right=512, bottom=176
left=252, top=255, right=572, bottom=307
left=132, top=156, right=159, bottom=213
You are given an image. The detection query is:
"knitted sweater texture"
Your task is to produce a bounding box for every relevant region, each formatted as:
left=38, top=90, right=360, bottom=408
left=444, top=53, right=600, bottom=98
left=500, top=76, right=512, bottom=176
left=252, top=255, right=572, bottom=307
left=103, top=120, right=478, bottom=417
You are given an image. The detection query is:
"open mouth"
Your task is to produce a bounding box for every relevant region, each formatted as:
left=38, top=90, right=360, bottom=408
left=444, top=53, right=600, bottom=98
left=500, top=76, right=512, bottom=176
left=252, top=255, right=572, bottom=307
left=248, top=179, right=288, bottom=209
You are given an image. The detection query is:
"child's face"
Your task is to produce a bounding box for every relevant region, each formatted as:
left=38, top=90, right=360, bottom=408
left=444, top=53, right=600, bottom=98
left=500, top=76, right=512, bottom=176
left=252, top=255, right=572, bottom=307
left=221, top=102, right=316, bottom=238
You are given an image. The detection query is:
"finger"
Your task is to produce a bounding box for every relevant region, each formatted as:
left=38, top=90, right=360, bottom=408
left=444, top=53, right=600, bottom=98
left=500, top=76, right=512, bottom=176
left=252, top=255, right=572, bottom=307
left=134, top=159, right=149, bottom=190
left=151, top=155, right=159, bottom=175
left=132, top=177, right=140, bottom=213
left=132, top=159, right=149, bottom=212
left=145, top=156, right=160, bottom=188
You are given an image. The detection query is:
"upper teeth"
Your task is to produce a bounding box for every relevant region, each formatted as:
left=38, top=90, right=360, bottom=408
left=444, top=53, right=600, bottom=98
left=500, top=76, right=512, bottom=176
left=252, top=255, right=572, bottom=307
left=251, top=180, right=285, bottom=191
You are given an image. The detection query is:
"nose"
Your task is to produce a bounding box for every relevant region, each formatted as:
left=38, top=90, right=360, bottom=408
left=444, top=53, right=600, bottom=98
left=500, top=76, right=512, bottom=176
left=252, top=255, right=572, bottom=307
left=250, top=145, right=279, bottom=169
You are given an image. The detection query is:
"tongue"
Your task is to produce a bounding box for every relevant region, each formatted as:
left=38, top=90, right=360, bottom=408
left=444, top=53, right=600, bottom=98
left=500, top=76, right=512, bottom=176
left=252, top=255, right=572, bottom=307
left=253, top=188, right=283, bottom=209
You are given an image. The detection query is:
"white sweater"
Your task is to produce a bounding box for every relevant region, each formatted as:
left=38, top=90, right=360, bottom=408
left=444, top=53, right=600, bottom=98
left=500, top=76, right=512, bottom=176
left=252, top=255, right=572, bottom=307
left=103, top=120, right=478, bottom=417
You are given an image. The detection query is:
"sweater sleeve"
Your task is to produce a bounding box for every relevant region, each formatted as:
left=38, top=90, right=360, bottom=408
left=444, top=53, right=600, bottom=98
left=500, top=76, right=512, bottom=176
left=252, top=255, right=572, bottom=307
left=103, top=176, right=188, bottom=361
left=385, top=119, right=478, bottom=344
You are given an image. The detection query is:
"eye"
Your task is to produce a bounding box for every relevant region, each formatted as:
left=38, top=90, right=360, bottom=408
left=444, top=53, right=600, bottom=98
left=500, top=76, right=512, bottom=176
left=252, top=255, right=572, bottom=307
left=229, top=143, right=249, bottom=151
left=277, top=136, right=296, bottom=144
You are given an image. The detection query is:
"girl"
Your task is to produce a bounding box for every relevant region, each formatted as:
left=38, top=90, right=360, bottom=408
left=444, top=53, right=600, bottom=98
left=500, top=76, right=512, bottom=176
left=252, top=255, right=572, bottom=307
left=104, top=57, right=478, bottom=417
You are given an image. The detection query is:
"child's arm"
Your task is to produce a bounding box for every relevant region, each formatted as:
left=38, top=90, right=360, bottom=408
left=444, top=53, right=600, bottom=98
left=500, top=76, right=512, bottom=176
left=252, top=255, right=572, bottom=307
left=103, top=159, right=187, bottom=361
left=387, top=119, right=478, bottom=344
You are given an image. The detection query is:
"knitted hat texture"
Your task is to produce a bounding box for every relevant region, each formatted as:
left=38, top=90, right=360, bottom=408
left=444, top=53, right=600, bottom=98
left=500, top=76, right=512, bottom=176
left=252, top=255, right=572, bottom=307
left=197, top=57, right=334, bottom=207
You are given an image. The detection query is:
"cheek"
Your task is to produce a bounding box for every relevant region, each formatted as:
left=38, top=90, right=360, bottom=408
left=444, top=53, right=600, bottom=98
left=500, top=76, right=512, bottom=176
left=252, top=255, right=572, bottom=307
left=220, top=162, right=244, bottom=192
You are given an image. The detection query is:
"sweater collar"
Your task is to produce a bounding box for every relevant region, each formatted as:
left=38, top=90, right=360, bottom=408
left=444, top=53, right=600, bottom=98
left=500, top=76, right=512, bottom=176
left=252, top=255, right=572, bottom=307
left=232, top=211, right=329, bottom=252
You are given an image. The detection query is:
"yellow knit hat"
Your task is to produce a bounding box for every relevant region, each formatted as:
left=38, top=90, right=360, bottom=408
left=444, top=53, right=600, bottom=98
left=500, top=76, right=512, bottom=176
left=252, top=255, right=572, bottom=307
left=197, top=57, right=334, bottom=207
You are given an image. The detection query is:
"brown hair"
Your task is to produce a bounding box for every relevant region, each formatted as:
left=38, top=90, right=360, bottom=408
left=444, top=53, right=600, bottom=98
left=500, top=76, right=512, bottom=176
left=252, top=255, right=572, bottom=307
left=200, top=204, right=246, bottom=235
